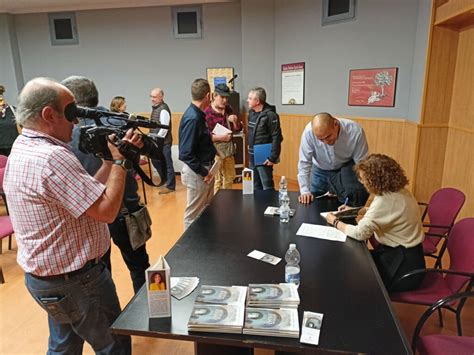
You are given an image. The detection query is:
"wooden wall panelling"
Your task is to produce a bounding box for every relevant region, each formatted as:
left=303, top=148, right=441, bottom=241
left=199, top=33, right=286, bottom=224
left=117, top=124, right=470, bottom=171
left=273, top=114, right=310, bottom=182
left=442, top=128, right=474, bottom=219
left=435, top=0, right=474, bottom=28
left=449, top=26, right=474, bottom=130
left=422, top=26, right=459, bottom=125
left=414, top=127, right=449, bottom=203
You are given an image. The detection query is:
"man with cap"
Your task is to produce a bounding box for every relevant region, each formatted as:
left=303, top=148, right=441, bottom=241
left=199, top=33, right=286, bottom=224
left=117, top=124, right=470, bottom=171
left=204, top=83, right=242, bottom=193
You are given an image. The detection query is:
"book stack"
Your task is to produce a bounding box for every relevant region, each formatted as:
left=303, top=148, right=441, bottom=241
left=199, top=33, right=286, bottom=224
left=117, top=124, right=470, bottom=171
left=243, top=283, right=300, bottom=338
left=246, top=283, right=300, bottom=309
left=187, top=285, right=247, bottom=334
left=243, top=307, right=300, bottom=338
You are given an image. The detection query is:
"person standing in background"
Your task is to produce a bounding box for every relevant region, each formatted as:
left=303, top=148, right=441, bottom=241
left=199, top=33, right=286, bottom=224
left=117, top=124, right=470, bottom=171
left=0, top=85, right=20, bottom=156
left=179, top=79, right=215, bottom=229
left=149, top=87, right=176, bottom=194
left=246, top=87, right=283, bottom=190
left=204, top=83, right=242, bottom=194
left=110, top=96, right=127, bottom=113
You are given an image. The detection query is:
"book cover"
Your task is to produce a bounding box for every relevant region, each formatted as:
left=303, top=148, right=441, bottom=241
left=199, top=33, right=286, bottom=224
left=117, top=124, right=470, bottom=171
left=146, top=256, right=171, bottom=318
left=195, top=286, right=247, bottom=305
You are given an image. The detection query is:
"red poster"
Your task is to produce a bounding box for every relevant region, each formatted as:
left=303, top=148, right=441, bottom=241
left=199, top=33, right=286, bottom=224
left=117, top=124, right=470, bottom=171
left=348, top=68, right=398, bottom=107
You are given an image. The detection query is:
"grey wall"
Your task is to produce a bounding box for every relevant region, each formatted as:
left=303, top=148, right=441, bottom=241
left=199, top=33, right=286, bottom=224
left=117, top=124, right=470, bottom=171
left=271, top=0, right=431, bottom=120
left=0, top=13, right=23, bottom=104
left=5, top=0, right=430, bottom=121
left=13, top=2, right=242, bottom=112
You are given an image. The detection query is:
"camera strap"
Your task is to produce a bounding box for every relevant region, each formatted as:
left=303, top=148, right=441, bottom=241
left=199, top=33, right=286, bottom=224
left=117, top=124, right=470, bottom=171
left=132, top=160, right=159, bottom=187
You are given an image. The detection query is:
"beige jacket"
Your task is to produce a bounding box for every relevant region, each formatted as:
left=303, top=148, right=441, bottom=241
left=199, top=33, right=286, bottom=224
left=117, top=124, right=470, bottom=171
left=345, top=189, right=424, bottom=248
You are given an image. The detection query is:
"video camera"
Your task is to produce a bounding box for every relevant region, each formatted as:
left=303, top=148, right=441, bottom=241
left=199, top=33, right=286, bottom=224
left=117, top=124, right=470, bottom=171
left=64, top=102, right=168, bottom=163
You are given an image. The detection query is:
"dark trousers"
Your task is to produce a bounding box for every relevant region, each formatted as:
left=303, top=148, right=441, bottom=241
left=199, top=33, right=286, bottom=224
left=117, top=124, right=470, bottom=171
left=371, top=243, right=425, bottom=292
left=103, top=216, right=150, bottom=294
left=151, top=144, right=176, bottom=189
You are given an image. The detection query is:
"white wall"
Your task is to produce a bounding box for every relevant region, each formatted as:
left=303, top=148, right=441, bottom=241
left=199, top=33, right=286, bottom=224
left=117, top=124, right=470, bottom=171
left=271, top=0, right=431, bottom=120
left=7, top=0, right=430, bottom=121
left=13, top=2, right=242, bottom=112
left=0, top=13, right=23, bottom=103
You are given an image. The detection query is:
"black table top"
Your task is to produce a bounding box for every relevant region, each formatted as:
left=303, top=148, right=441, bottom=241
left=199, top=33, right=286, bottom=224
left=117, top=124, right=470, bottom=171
left=111, top=190, right=411, bottom=354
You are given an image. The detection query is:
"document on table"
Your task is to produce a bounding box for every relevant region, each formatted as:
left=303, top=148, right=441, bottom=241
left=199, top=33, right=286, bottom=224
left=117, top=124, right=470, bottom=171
left=247, top=250, right=281, bottom=265
left=296, top=223, right=347, bottom=242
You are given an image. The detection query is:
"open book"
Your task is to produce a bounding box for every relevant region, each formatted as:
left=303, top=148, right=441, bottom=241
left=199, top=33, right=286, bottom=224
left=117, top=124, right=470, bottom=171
left=320, top=206, right=364, bottom=220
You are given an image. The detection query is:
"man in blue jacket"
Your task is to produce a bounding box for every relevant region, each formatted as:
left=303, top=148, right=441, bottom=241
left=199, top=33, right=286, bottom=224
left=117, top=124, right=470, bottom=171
left=247, top=87, right=283, bottom=190
left=179, top=79, right=215, bottom=229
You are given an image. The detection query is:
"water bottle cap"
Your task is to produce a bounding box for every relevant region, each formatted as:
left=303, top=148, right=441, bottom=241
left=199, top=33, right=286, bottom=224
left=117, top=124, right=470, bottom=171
left=289, top=243, right=296, bottom=249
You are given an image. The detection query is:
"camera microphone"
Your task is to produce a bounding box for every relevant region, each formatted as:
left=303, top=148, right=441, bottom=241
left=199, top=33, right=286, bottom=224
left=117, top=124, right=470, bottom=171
left=64, top=102, right=105, bottom=122
left=64, top=102, right=169, bottom=129
left=228, top=74, right=238, bottom=85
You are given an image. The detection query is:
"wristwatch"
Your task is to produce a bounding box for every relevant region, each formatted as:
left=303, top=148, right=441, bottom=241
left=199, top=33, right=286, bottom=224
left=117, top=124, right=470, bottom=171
left=113, top=159, right=133, bottom=171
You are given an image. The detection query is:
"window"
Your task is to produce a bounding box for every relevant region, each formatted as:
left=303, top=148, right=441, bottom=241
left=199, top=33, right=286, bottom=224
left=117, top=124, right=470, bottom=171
left=172, top=6, right=202, bottom=39
left=48, top=12, right=79, bottom=45
left=322, top=0, right=357, bottom=26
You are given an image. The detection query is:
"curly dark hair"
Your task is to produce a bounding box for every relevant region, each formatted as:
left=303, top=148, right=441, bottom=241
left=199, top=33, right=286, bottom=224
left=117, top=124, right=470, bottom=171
left=355, top=154, right=408, bottom=195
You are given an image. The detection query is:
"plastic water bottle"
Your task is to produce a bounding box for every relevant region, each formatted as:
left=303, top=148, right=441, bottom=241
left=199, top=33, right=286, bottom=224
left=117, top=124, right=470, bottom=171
left=279, top=176, right=288, bottom=204
left=279, top=194, right=290, bottom=223
left=285, top=244, right=301, bottom=287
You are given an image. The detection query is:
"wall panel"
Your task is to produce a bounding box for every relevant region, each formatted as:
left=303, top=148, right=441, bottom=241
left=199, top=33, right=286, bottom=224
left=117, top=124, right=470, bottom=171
left=443, top=128, right=474, bottom=219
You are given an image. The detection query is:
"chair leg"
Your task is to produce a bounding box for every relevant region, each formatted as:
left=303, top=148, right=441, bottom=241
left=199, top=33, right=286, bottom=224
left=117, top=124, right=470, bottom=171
left=0, top=265, right=4, bottom=284
left=437, top=308, right=444, bottom=327
left=8, top=235, right=12, bottom=250
left=142, top=179, right=147, bottom=205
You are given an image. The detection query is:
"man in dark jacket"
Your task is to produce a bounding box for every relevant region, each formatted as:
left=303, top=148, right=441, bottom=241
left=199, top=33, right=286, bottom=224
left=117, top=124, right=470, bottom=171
left=179, top=79, right=215, bottom=229
left=246, top=87, right=283, bottom=190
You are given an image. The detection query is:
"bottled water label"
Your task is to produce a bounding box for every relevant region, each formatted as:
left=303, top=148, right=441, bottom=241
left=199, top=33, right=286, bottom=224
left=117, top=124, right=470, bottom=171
left=285, top=266, right=300, bottom=285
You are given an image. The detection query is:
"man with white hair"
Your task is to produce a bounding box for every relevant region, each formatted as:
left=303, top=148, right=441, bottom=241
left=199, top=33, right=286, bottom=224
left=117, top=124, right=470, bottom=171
left=3, top=77, right=133, bottom=354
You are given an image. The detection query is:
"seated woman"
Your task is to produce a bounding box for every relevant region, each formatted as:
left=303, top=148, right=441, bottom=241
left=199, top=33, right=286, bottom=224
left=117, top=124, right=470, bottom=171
left=325, top=154, right=425, bottom=292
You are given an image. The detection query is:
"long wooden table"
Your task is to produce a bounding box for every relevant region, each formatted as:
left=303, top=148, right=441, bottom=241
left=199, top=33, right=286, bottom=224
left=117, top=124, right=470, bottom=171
left=111, top=190, right=411, bottom=354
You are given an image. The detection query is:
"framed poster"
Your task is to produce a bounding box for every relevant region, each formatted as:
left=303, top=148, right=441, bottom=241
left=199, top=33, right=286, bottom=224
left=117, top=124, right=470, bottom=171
left=281, top=62, right=305, bottom=105
left=348, top=67, right=398, bottom=107
left=206, top=67, right=234, bottom=92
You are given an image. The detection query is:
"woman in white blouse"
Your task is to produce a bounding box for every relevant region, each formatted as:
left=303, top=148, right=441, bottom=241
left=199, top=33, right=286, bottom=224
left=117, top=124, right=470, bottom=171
left=326, top=154, right=425, bottom=292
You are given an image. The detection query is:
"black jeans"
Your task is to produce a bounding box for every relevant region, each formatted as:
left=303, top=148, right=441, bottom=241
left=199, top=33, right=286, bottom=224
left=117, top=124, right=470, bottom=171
left=371, top=244, right=425, bottom=292
left=103, top=216, right=150, bottom=294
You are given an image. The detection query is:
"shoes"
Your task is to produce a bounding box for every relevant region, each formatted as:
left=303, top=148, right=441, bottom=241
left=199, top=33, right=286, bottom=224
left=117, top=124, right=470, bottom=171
left=159, top=187, right=176, bottom=195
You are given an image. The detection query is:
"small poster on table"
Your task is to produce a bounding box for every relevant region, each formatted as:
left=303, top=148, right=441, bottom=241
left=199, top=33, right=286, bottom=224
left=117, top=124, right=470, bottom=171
left=146, top=256, right=171, bottom=318
left=242, top=168, right=254, bottom=195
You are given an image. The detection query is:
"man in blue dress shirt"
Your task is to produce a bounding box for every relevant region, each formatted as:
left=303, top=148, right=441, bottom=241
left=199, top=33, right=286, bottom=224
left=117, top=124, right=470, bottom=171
left=298, top=112, right=368, bottom=204
left=179, top=79, right=216, bottom=229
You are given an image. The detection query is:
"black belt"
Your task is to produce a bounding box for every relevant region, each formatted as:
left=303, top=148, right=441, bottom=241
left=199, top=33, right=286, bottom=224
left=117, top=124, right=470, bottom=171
left=30, top=257, right=101, bottom=281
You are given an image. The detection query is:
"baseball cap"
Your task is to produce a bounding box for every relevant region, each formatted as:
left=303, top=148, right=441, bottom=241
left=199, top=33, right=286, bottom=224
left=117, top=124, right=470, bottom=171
left=214, top=83, right=230, bottom=97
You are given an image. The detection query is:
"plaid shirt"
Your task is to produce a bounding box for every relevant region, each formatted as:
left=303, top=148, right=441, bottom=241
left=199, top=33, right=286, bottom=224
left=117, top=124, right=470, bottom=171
left=3, top=128, right=110, bottom=276
left=204, top=104, right=242, bottom=134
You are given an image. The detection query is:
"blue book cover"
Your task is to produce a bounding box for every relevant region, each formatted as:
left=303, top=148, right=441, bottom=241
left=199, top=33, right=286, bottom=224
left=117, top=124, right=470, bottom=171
left=253, top=143, right=272, bottom=166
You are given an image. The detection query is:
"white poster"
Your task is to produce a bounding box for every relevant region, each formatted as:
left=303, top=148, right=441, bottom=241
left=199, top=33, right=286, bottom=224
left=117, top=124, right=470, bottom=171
left=281, top=62, right=305, bottom=105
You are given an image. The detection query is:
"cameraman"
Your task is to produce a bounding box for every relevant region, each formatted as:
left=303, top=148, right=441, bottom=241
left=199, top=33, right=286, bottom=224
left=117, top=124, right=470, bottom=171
left=3, top=78, right=132, bottom=354
left=62, top=75, right=151, bottom=294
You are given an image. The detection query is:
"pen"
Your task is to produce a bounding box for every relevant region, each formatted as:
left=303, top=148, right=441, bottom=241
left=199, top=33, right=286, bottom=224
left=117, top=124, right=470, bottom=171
left=343, top=197, right=349, bottom=206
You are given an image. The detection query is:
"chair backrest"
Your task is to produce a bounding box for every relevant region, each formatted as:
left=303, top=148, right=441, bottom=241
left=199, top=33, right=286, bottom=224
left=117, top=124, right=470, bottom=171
left=426, top=187, right=465, bottom=239
left=413, top=291, right=474, bottom=352
left=446, top=218, right=474, bottom=292
left=0, top=155, right=7, bottom=168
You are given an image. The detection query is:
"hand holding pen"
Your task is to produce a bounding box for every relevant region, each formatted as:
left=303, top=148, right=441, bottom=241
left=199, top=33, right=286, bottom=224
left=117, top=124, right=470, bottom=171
left=337, top=197, right=349, bottom=212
